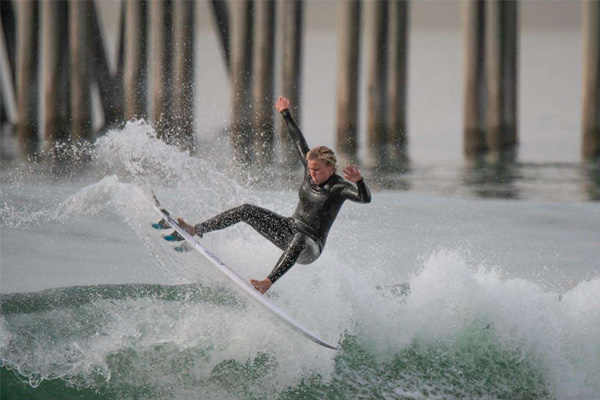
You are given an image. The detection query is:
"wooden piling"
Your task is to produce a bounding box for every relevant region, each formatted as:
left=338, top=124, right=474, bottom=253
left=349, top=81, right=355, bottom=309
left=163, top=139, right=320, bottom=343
left=279, top=0, right=303, bottom=166
left=463, top=0, right=487, bottom=157
left=336, top=0, right=361, bottom=164
left=123, top=0, right=147, bottom=120
left=16, top=0, right=40, bottom=157
left=486, top=0, right=518, bottom=153
left=69, top=0, right=92, bottom=143
left=151, top=0, right=174, bottom=139
left=388, top=0, right=409, bottom=161
left=252, top=0, right=276, bottom=165
left=230, top=0, right=254, bottom=165
left=172, top=0, right=195, bottom=151
left=366, top=0, right=389, bottom=168
left=42, top=0, right=70, bottom=155
left=211, top=0, right=230, bottom=75
left=582, top=0, right=600, bottom=159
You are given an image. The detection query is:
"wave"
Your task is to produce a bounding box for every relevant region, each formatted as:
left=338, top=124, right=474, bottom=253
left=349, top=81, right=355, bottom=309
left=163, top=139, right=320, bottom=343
left=2, top=122, right=599, bottom=399
left=2, top=268, right=599, bottom=399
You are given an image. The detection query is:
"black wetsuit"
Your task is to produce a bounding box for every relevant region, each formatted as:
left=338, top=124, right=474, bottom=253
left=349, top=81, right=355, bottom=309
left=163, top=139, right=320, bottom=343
left=195, top=109, right=371, bottom=284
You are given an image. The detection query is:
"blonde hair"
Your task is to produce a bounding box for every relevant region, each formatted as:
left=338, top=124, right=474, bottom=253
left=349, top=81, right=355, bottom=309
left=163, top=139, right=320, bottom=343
left=306, top=146, right=337, bottom=173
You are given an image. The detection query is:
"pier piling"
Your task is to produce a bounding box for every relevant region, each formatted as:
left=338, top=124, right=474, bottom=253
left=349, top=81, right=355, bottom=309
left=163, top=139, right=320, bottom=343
left=1, top=0, right=16, bottom=86
left=252, top=0, right=276, bottom=165
left=279, top=0, right=303, bottom=166
left=582, top=0, right=600, bottom=159
left=90, top=0, right=124, bottom=131
left=366, top=0, right=390, bottom=168
left=230, top=0, right=254, bottom=165
left=211, top=0, right=231, bottom=75
left=463, top=0, right=487, bottom=157
left=151, top=0, right=174, bottom=139
left=123, top=0, right=148, bottom=120
left=42, top=0, right=70, bottom=156
left=16, top=0, right=40, bottom=157
left=388, top=0, right=409, bottom=162
left=172, top=0, right=196, bottom=151
left=69, top=0, right=92, bottom=143
left=336, top=0, right=362, bottom=165
left=486, top=0, right=518, bottom=153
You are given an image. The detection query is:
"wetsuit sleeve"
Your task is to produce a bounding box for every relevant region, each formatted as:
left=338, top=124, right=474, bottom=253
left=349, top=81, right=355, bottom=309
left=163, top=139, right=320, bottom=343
left=280, top=109, right=310, bottom=165
left=342, top=178, right=372, bottom=204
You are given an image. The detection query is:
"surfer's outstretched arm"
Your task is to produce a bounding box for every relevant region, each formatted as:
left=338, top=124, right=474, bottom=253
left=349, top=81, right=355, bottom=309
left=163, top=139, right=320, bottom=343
left=341, top=165, right=372, bottom=204
left=276, top=96, right=310, bottom=164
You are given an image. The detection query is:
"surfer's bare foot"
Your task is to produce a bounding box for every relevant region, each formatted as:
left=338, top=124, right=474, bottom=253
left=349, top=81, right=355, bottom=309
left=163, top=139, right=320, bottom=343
left=177, top=218, right=196, bottom=236
left=250, top=278, right=272, bottom=294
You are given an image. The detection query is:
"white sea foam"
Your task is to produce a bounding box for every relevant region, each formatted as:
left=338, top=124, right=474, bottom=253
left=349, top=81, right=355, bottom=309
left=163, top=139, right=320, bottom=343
left=2, top=122, right=599, bottom=398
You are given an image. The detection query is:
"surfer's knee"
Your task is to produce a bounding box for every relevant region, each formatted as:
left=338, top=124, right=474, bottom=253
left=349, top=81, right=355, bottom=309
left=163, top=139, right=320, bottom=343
left=228, top=203, right=254, bottom=220
left=238, top=203, right=257, bottom=216
left=291, top=233, right=308, bottom=250
left=296, top=235, right=320, bottom=265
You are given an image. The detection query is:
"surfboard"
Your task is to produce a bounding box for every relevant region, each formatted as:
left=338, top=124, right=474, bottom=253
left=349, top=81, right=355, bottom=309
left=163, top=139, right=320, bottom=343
left=151, top=193, right=339, bottom=350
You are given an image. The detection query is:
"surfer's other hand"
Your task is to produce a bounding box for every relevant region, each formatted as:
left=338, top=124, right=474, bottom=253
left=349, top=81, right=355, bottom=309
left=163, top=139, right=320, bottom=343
left=250, top=278, right=272, bottom=294
left=177, top=218, right=197, bottom=236
left=275, top=96, right=291, bottom=113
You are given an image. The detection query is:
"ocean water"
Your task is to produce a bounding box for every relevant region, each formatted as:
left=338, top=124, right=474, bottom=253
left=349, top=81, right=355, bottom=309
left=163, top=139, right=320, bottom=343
left=2, top=3, right=600, bottom=397
left=1, top=122, right=599, bottom=399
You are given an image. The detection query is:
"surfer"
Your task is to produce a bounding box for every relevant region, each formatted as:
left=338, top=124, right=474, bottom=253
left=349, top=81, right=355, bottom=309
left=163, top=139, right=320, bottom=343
left=175, top=96, right=371, bottom=294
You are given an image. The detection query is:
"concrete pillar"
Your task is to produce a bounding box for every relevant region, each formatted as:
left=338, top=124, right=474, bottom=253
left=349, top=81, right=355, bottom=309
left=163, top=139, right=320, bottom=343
left=463, top=0, right=487, bottom=157
left=90, top=0, right=124, bottom=131
left=252, top=0, right=276, bottom=165
left=582, top=0, right=600, bottom=159
left=366, top=0, right=389, bottom=168
left=486, top=0, right=518, bottom=153
left=279, top=0, right=303, bottom=166
left=230, top=0, right=253, bottom=165
left=123, top=0, right=147, bottom=120
left=42, top=0, right=70, bottom=155
left=172, top=0, right=195, bottom=151
left=151, top=0, right=174, bottom=139
left=69, top=0, right=92, bottom=143
left=389, top=0, right=409, bottom=160
left=504, top=0, right=518, bottom=147
left=211, top=0, right=230, bottom=75
left=336, top=0, right=361, bottom=164
left=16, top=0, right=40, bottom=157
left=1, top=0, right=16, bottom=84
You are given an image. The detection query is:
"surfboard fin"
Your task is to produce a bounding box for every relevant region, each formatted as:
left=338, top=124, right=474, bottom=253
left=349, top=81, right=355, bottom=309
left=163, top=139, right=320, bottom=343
left=163, top=231, right=185, bottom=242
left=152, top=218, right=171, bottom=229
left=174, top=242, right=193, bottom=252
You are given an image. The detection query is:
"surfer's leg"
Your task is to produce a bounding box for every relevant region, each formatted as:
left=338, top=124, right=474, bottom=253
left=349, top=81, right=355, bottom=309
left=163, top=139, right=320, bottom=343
left=267, top=233, right=307, bottom=284
left=195, top=204, right=293, bottom=248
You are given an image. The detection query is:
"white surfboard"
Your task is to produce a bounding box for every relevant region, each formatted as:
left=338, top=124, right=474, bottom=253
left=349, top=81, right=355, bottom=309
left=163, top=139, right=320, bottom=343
left=152, top=193, right=339, bottom=350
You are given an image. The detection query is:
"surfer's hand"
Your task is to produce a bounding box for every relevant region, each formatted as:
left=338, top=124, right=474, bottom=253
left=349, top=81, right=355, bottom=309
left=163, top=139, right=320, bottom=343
left=343, top=165, right=362, bottom=182
left=177, top=218, right=196, bottom=236
left=250, top=278, right=272, bottom=294
left=275, top=96, right=291, bottom=113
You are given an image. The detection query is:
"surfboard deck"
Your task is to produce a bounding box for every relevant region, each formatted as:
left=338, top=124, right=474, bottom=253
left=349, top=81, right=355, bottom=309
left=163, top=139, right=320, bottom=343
left=151, top=192, right=339, bottom=350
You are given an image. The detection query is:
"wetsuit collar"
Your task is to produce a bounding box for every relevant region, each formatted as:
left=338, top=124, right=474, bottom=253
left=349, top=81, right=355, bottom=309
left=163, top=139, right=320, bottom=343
left=316, top=174, right=339, bottom=188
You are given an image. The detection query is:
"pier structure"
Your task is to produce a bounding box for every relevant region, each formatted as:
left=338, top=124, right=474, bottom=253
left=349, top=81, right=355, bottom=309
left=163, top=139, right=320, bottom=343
left=1, top=0, right=599, bottom=168
left=582, top=0, right=600, bottom=160
left=463, top=0, right=519, bottom=159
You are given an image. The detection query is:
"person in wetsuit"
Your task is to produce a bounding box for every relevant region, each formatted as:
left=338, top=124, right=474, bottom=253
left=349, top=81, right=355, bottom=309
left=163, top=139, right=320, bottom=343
left=176, top=96, right=371, bottom=294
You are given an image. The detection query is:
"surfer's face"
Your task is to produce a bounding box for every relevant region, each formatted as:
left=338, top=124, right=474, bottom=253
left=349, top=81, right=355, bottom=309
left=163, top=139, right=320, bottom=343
left=308, top=159, right=334, bottom=185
